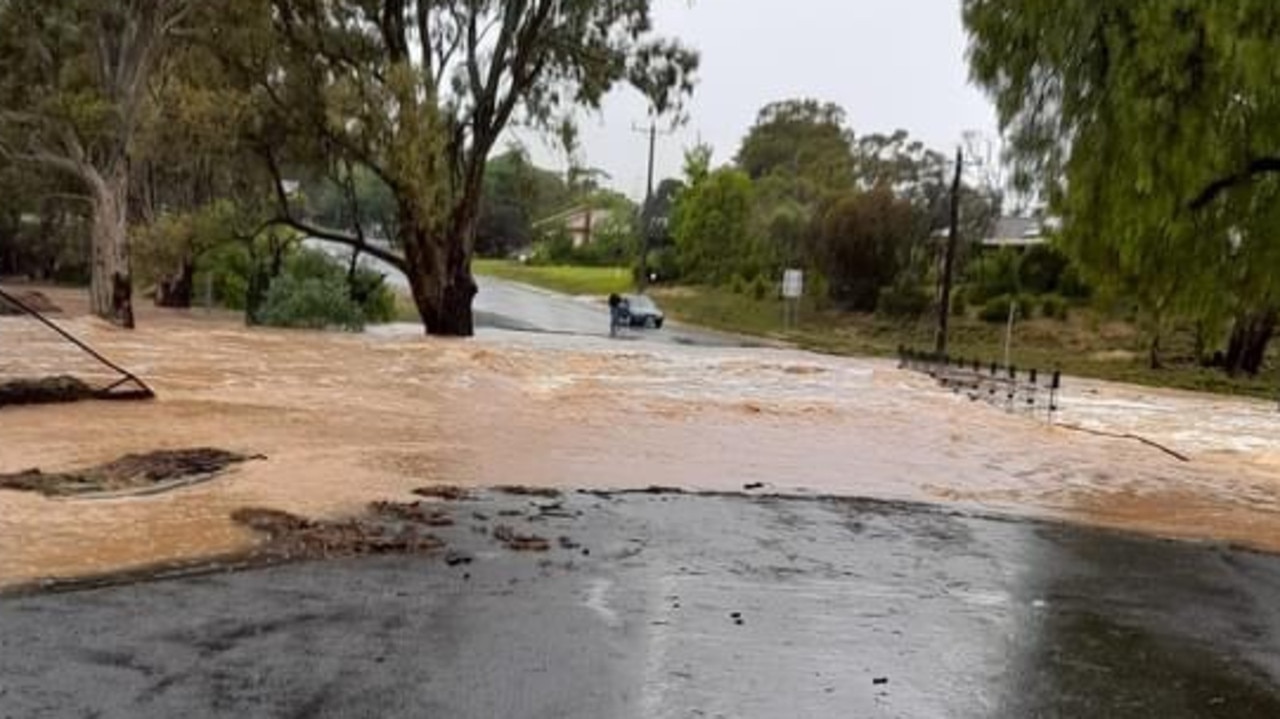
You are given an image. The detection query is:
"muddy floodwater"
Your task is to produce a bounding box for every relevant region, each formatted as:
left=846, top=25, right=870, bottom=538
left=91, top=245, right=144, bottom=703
left=1, top=292, right=1278, bottom=586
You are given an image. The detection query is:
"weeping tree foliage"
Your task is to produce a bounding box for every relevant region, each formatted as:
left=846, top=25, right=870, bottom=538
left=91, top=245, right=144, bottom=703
left=0, top=0, right=193, bottom=327
left=210, top=0, right=697, bottom=336
left=965, top=0, right=1280, bottom=372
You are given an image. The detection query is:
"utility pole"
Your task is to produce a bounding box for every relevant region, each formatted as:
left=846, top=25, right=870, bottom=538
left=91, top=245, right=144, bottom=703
left=935, top=146, right=964, bottom=357
left=632, top=119, right=672, bottom=290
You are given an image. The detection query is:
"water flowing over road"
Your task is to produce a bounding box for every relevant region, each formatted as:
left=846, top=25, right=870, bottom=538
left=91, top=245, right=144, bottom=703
left=0, top=287, right=1277, bottom=586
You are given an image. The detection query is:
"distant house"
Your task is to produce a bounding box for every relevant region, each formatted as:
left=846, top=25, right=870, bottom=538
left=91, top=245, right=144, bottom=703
left=982, top=216, right=1048, bottom=248
left=533, top=204, right=619, bottom=248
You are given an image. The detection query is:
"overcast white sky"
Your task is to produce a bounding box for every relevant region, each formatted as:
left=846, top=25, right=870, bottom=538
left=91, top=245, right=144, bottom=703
left=514, top=0, right=998, bottom=200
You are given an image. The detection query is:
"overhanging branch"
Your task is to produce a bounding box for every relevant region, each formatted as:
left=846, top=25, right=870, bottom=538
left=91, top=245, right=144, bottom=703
left=260, top=144, right=407, bottom=272
left=1190, top=156, right=1280, bottom=210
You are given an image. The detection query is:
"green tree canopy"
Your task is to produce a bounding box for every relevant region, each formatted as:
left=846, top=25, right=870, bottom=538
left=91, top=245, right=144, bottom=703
left=811, top=187, right=916, bottom=311
left=965, top=0, right=1280, bottom=369
left=673, top=165, right=758, bottom=284
left=735, top=99, right=855, bottom=201
left=210, top=0, right=697, bottom=335
left=0, top=0, right=194, bottom=326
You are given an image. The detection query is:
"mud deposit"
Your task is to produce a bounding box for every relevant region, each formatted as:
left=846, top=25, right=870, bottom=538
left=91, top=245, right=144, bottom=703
left=0, top=448, right=252, bottom=497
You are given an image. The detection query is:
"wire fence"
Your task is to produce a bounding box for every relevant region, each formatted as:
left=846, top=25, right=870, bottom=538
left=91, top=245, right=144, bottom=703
left=898, top=346, right=1061, bottom=422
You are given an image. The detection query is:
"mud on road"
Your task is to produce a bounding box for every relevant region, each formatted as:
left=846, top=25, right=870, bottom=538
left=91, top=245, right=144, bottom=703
left=3, top=491, right=1280, bottom=718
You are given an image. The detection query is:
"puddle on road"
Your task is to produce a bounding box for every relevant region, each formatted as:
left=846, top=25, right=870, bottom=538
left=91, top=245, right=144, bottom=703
left=1, top=296, right=1278, bottom=586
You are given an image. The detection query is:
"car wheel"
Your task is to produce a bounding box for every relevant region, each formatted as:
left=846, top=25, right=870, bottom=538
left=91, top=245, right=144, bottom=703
left=654, top=318, right=664, bottom=330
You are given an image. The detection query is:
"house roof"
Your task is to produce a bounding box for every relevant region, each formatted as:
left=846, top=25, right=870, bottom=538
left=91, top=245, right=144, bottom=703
left=983, top=216, right=1046, bottom=247
left=533, top=204, right=614, bottom=228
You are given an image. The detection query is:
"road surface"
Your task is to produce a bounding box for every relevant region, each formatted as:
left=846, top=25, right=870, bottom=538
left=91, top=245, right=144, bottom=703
left=4, top=491, right=1280, bottom=718
left=473, top=275, right=748, bottom=347
left=309, top=240, right=748, bottom=346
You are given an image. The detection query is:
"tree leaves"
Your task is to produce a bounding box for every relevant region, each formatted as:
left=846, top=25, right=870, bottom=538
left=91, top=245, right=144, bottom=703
left=965, top=0, right=1280, bottom=352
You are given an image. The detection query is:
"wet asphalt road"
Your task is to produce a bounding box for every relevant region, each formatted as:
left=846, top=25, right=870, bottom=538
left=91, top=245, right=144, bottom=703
left=472, top=275, right=747, bottom=347
left=4, top=492, right=1280, bottom=718
left=313, top=233, right=743, bottom=346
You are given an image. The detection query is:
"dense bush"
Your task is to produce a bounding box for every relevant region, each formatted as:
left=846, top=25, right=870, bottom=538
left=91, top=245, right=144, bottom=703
left=950, top=287, right=968, bottom=317
left=195, top=243, right=252, bottom=310
left=1059, top=264, right=1092, bottom=299
left=965, top=248, right=1021, bottom=305
left=877, top=282, right=933, bottom=319
left=1040, top=293, right=1069, bottom=321
left=1019, top=244, right=1070, bottom=295
left=813, top=187, right=915, bottom=311
left=258, top=274, right=366, bottom=331
left=205, top=246, right=397, bottom=329
left=804, top=270, right=831, bottom=309
left=979, top=294, right=1034, bottom=323
left=644, top=246, right=682, bottom=284
left=749, top=275, right=772, bottom=301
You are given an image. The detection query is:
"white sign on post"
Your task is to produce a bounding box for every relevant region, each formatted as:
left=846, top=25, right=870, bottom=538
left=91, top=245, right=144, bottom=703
left=782, top=269, right=804, bottom=299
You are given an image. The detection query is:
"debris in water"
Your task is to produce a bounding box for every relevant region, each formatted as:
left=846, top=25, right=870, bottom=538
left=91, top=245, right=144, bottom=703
left=0, top=376, right=94, bottom=408
left=369, top=501, right=455, bottom=526
left=558, top=536, right=581, bottom=550
left=0, top=290, right=61, bottom=315
left=493, top=524, right=551, bottom=552
left=743, top=482, right=765, bottom=491
left=412, top=485, right=472, bottom=501
left=0, top=448, right=254, bottom=497
left=445, top=550, right=473, bottom=567
left=495, top=485, right=562, bottom=499
left=873, top=677, right=889, bottom=686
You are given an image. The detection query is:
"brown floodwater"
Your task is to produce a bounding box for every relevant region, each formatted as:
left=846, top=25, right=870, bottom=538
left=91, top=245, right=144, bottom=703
left=1, top=289, right=1278, bottom=586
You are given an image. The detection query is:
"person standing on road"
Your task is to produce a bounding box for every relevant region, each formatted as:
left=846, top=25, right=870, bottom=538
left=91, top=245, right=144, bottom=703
left=608, top=293, right=627, bottom=337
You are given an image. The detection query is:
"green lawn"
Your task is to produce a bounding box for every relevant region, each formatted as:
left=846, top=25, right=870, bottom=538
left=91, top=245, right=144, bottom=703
left=473, top=259, right=634, bottom=296
left=652, top=286, right=1280, bottom=400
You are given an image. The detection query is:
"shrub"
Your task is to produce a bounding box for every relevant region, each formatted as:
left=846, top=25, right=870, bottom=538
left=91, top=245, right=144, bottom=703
left=196, top=243, right=252, bottom=310
left=950, top=287, right=968, bottom=317
left=749, top=275, right=772, bottom=301
left=805, top=270, right=831, bottom=310
left=877, top=283, right=932, bottom=319
left=965, top=248, right=1021, bottom=305
left=729, top=274, right=748, bottom=295
left=979, top=294, right=1034, bottom=324
left=350, top=267, right=397, bottom=323
left=1040, top=293, right=1069, bottom=321
left=649, top=247, right=682, bottom=284
left=258, top=274, right=366, bottom=331
left=1019, top=244, right=1070, bottom=295
left=1059, top=264, right=1092, bottom=299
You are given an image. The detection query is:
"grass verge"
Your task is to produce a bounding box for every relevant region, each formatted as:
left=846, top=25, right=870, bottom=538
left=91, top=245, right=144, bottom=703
left=473, top=259, right=633, bottom=296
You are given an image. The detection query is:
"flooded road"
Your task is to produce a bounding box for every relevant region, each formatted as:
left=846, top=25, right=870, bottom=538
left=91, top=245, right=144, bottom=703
left=1, top=290, right=1278, bottom=585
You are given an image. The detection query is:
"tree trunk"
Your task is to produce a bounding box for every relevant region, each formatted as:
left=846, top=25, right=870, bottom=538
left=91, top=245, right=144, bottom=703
left=1148, top=332, right=1163, bottom=370
left=1225, top=309, right=1277, bottom=376
left=405, top=245, right=477, bottom=336
left=399, top=199, right=481, bottom=335
left=155, top=260, right=194, bottom=308
left=88, top=166, right=135, bottom=328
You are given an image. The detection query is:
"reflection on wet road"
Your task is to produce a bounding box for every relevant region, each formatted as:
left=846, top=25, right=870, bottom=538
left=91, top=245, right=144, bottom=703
left=4, top=492, right=1279, bottom=717
left=0, top=292, right=1278, bottom=585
